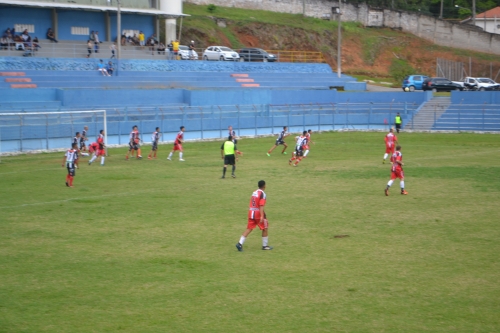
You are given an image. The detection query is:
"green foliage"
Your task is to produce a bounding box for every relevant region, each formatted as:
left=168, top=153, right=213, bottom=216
left=1, top=133, right=500, bottom=331
left=390, top=58, right=416, bottom=82
left=207, top=4, right=217, bottom=13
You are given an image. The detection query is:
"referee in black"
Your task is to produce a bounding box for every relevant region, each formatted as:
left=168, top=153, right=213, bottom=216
left=221, top=135, right=238, bottom=179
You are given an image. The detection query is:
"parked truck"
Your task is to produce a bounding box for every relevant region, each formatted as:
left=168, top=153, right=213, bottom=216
left=452, top=77, right=500, bottom=91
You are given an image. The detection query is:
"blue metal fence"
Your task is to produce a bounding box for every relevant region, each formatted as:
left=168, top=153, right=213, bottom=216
left=0, top=102, right=419, bottom=154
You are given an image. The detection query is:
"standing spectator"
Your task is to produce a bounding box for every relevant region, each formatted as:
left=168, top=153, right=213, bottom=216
left=97, top=59, right=110, bottom=76
left=148, top=37, right=156, bottom=54
left=94, top=31, right=100, bottom=53
left=110, top=43, right=116, bottom=58
left=138, top=31, right=145, bottom=48
left=172, top=39, right=179, bottom=60
left=188, top=40, right=195, bottom=59
left=46, top=28, right=58, bottom=43
left=167, top=40, right=173, bottom=60
left=86, top=40, right=92, bottom=58
left=106, top=61, right=114, bottom=76
left=89, top=31, right=95, bottom=42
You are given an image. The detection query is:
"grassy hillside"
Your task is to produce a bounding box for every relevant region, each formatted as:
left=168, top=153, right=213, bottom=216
left=174, top=3, right=500, bottom=86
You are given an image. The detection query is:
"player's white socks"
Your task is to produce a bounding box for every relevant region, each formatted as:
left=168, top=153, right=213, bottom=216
left=81, top=152, right=89, bottom=156
left=101, top=157, right=105, bottom=165
left=387, top=180, right=394, bottom=187
left=167, top=152, right=173, bottom=159
left=304, top=150, right=309, bottom=157
left=383, top=153, right=388, bottom=160
left=400, top=181, right=405, bottom=189
left=89, top=155, right=97, bottom=163
left=179, top=152, right=183, bottom=160
left=262, top=237, right=269, bottom=247
left=239, top=236, right=246, bottom=245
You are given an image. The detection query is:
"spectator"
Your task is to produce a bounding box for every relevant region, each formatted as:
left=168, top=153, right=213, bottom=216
left=97, top=59, right=110, bottom=76
left=94, top=31, right=102, bottom=43
left=131, top=34, right=139, bottom=45
left=157, top=42, right=166, bottom=55
left=148, top=37, right=156, bottom=54
left=89, top=31, right=95, bottom=42
left=106, top=61, right=114, bottom=75
left=172, top=39, right=179, bottom=60
left=138, top=31, right=145, bottom=47
left=189, top=40, right=195, bottom=59
left=46, top=28, right=58, bottom=43
left=149, top=33, right=158, bottom=44
left=94, top=31, right=100, bottom=53
left=86, top=40, right=92, bottom=58
left=0, top=35, right=8, bottom=50
left=167, top=40, right=173, bottom=60
left=121, top=34, right=126, bottom=46
left=110, top=43, right=116, bottom=58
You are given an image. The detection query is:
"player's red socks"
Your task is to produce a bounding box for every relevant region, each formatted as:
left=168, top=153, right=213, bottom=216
left=69, top=176, right=74, bottom=187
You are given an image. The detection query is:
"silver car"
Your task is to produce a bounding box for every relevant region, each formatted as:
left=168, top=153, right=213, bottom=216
left=202, top=46, right=240, bottom=61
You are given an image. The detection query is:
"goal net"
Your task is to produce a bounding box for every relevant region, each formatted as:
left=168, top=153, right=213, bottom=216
left=0, top=110, right=107, bottom=161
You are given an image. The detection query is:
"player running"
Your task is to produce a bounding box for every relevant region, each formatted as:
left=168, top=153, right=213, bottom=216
left=236, top=180, right=273, bottom=251
left=88, top=129, right=106, bottom=166
left=385, top=145, right=408, bottom=196
left=88, top=141, right=99, bottom=157
left=148, top=127, right=161, bottom=159
left=289, top=131, right=307, bottom=167
left=267, top=126, right=289, bottom=156
left=62, top=142, right=79, bottom=187
left=167, top=126, right=185, bottom=161
left=383, top=128, right=398, bottom=164
left=126, top=125, right=142, bottom=160
left=303, top=129, right=315, bottom=157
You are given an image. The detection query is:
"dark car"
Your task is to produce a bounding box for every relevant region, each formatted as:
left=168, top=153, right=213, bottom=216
left=422, top=77, right=463, bottom=92
left=238, top=48, right=277, bottom=62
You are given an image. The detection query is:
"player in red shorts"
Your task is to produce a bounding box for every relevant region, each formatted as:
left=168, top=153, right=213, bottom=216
left=88, top=129, right=106, bottom=166
left=88, top=142, right=99, bottom=155
left=385, top=145, right=408, bottom=196
left=383, top=128, right=398, bottom=164
left=167, top=126, right=185, bottom=161
left=236, top=180, right=273, bottom=251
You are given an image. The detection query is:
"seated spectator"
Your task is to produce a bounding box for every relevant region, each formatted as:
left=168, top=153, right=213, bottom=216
left=106, top=61, right=114, bottom=75
left=149, top=33, right=158, bottom=44
left=21, top=29, right=29, bottom=42
left=46, top=28, right=58, bottom=43
left=121, top=34, right=126, bottom=46
left=157, top=42, right=166, bottom=55
left=32, top=36, right=41, bottom=49
left=0, top=36, right=8, bottom=50
left=97, top=59, right=110, bottom=76
left=131, top=34, right=139, bottom=46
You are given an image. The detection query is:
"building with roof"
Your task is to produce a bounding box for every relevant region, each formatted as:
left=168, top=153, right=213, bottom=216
left=0, top=0, right=185, bottom=44
left=461, top=6, right=500, bottom=34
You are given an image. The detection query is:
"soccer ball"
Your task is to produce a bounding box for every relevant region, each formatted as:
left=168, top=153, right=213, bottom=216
left=404, top=87, right=410, bottom=92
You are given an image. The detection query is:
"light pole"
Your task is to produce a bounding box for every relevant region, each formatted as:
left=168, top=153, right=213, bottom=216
left=116, top=0, right=121, bottom=75
left=456, top=3, right=476, bottom=25
left=334, top=6, right=342, bottom=78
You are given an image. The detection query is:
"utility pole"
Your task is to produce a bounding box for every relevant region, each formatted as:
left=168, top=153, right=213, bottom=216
left=337, top=3, right=342, bottom=78
left=439, top=0, right=444, bottom=19
left=116, top=0, right=121, bottom=75
left=472, top=0, right=476, bottom=25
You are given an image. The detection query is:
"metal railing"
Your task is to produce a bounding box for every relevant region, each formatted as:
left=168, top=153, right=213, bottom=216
left=0, top=102, right=419, bottom=153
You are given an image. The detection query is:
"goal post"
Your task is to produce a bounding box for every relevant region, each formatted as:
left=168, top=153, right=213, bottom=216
left=0, top=110, right=107, bottom=162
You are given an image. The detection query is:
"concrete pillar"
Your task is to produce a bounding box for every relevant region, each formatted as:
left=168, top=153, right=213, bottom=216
left=160, top=0, right=182, bottom=44
left=165, top=18, right=177, bottom=44
left=105, top=12, right=111, bottom=42
left=52, top=9, right=58, bottom=39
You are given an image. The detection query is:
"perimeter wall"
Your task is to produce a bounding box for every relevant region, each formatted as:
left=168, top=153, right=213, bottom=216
left=185, top=0, right=500, bottom=55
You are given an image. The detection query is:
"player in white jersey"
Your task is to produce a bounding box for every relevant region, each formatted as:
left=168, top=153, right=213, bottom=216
left=148, top=127, right=161, bottom=159
left=62, top=142, right=79, bottom=187
left=289, top=131, right=307, bottom=166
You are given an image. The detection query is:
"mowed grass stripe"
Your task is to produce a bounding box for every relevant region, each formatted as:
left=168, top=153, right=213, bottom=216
left=0, top=132, right=499, bottom=332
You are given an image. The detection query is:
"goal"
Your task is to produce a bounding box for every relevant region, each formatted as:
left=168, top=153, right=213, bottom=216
left=0, top=110, right=107, bottom=162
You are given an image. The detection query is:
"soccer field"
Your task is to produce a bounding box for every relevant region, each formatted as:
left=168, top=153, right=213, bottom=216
left=1, top=131, right=499, bottom=332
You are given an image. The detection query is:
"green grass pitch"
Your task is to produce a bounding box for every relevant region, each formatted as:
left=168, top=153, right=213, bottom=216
left=1, top=131, right=499, bottom=332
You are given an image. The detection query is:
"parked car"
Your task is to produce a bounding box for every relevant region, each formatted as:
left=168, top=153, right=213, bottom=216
left=422, top=77, right=464, bottom=92
left=402, top=74, right=429, bottom=92
left=202, top=46, right=240, bottom=61
left=238, top=48, right=277, bottom=62
left=178, top=45, right=198, bottom=60
left=452, top=77, right=500, bottom=91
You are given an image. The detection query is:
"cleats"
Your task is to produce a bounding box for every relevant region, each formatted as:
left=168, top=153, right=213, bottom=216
left=262, top=246, right=273, bottom=250
left=385, top=188, right=389, bottom=196
left=267, top=153, right=271, bottom=157
left=221, top=176, right=225, bottom=179
left=383, top=160, right=385, bottom=164
left=137, top=156, right=142, bottom=159
left=282, top=152, right=287, bottom=155
left=179, top=159, right=185, bottom=162
left=401, top=190, right=408, bottom=195
left=65, top=182, right=69, bottom=187
left=231, top=174, right=236, bottom=178
left=88, top=161, right=92, bottom=165
left=167, top=157, right=172, bottom=161
left=288, top=159, right=292, bottom=166
left=148, top=156, right=152, bottom=159
left=236, top=243, right=243, bottom=252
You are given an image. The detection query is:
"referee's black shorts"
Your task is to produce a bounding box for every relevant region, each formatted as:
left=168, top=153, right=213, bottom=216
left=224, top=154, right=236, bottom=165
